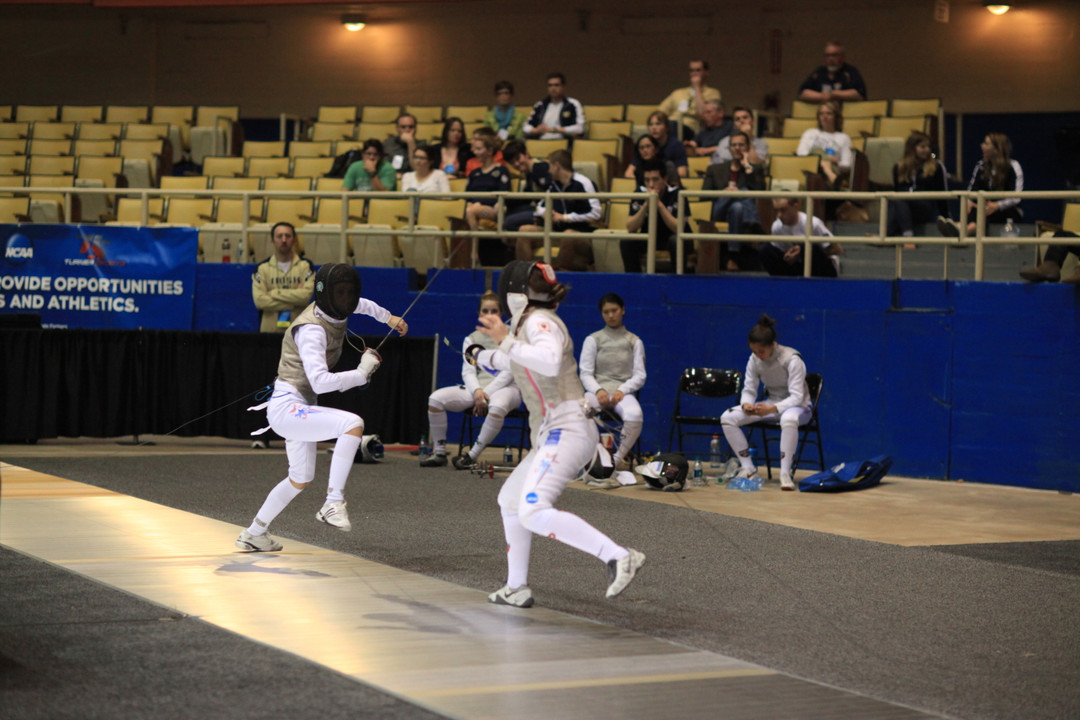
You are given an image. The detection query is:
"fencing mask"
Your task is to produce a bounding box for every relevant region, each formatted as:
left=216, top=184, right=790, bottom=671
left=314, top=263, right=361, bottom=321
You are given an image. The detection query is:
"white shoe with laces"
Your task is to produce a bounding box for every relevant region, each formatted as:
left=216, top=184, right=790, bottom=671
left=780, top=471, right=796, bottom=491
left=606, top=548, right=646, bottom=598
left=488, top=584, right=534, bottom=608
left=316, top=500, right=352, bottom=531
left=235, top=529, right=282, bottom=552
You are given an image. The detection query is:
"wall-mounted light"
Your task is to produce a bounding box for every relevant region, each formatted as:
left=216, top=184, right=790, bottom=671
left=342, top=14, right=366, bottom=31
left=983, top=2, right=1010, bottom=14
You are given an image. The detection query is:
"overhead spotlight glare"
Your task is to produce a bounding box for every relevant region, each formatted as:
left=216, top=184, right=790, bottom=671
left=984, top=3, right=1010, bottom=14
left=342, top=15, right=366, bottom=31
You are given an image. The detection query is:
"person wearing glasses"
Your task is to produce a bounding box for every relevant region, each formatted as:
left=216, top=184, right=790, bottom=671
left=523, top=72, right=585, bottom=140
left=421, top=291, right=522, bottom=470
left=401, top=144, right=450, bottom=193
left=341, top=138, right=397, bottom=191
left=484, top=80, right=528, bottom=141
left=382, top=113, right=418, bottom=174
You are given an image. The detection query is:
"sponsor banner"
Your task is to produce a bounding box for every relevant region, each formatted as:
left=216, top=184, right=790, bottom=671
left=1, top=224, right=197, bottom=329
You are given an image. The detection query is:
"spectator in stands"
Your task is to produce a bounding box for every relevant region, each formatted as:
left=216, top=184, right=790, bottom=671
left=465, top=132, right=513, bottom=261
left=624, top=134, right=678, bottom=187
left=464, top=127, right=505, bottom=176
left=684, top=100, right=733, bottom=158
left=342, top=139, right=397, bottom=191
left=938, top=132, right=1024, bottom=237
left=1020, top=230, right=1080, bottom=283
left=523, top=72, right=585, bottom=140
left=502, top=140, right=553, bottom=233
left=622, top=158, right=691, bottom=274
left=250, top=221, right=315, bottom=449
left=702, top=131, right=766, bottom=270
left=886, top=132, right=949, bottom=238
left=712, top=106, right=768, bottom=166
left=401, top=144, right=451, bottom=194
left=658, top=59, right=722, bottom=140
left=516, top=149, right=600, bottom=270
left=797, top=42, right=867, bottom=103
left=647, top=110, right=688, bottom=179
left=762, top=196, right=842, bottom=277
left=382, top=113, right=418, bottom=174
left=796, top=100, right=852, bottom=189
left=484, top=81, right=528, bottom=141
left=432, top=117, right=471, bottom=178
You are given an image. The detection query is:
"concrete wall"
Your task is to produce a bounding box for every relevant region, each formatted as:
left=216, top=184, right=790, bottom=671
left=195, top=264, right=1080, bottom=493
left=3, top=1, right=1078, bottom=116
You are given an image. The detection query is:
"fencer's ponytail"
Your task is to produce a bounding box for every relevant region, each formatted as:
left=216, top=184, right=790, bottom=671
left=748, top=314, right=777, bottom=345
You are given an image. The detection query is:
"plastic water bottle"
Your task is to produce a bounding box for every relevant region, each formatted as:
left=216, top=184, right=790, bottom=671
left=221, top=236, right=231, bottom=263
left=691, top=459, right=705, bottom=487
left=1002, top=218, right=1018, bottom=239
left=418, top=434, right=431, bottom=464
left=503, top=444, right=513, bottom=465
left=709, top=435, right=722, bottom=469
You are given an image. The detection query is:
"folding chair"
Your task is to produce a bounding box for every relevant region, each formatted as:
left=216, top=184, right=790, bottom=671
left=669, top=367, right=742, bottom=453
left=458, top=407, right=530, bottom=462
left=748, top=373, right=826, bottom=479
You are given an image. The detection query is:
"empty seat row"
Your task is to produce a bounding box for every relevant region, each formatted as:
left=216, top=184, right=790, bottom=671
left=790, top=98, right=941, bottom=119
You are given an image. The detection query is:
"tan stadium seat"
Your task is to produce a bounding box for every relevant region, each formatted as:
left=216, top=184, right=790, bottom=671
left=61, top=105, right=104, bottom=123
left=317, top=106, right=358, bottom=123
left=361, top=105, right=401, bottom=123
left=105, top=106, right=149, bottom=124
left=405, top=105, right=443, bottom=123
left=77, top=123, right=123, bottom=141
left=445, top=106, right=487, bottom=123
left=245, top=156, right=290, bottom=179
left=31, top=122, right=76, bottom=140
left=288, top=141, right=333, bottom=157
left=16, top=105, right=59, bottom=123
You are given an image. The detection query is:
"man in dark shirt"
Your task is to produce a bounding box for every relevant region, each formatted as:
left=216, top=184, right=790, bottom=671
left=684, top=100, right=733, bottom=159
left=502, top=140, right=552, bottom=232
left=797, top=42, right=867, bottom=103
left=622, top=158, right=691, bottom=273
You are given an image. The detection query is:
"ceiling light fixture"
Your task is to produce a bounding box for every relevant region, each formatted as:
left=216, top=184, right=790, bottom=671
left=984, top=2, right=1010, bottom=15
left=342, top=14, right=366, bottom=31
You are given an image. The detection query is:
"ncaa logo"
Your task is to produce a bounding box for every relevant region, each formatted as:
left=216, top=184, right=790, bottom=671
left=5, top=233, right=32, bottom=265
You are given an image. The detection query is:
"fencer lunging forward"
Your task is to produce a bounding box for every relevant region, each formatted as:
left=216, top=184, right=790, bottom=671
left=471, top=260, right=645, bottom=608
left=236, top=263, right=407, bottom=552
left=720, top=313, right=811, bottom=492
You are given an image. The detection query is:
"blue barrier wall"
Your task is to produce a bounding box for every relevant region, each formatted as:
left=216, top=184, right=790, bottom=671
left=193, top=265, right=1080, bottom=493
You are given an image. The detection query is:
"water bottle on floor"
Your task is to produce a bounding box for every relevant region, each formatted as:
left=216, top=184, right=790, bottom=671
left=709, top=435, right=722, bottom=470
left=418, top=434, right=431, bottom=465
left=691, top=459, right=705, bottom=487
left=503, top=444, right=513, bottom=465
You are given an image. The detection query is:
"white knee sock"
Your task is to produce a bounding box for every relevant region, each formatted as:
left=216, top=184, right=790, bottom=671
left=501, top=511, right=534, bottom=589
left=614, top=420, right=642, bottom=463
left=522, top=507, right=626, bottom=564
left=249, top=478, right=303, bottom=534
left=722, top=423, right=754, bottom=470
left=326, top=433, right=361, bottom=502
left=428, top=410, right=448, bottom=455
left=471, top=414, right=506, bottom=458
left=780, top=425, right=798, bottom=474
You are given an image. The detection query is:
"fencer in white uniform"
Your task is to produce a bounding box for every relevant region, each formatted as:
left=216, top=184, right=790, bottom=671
left=579, top=292, right=646, bottom=470
left=236, top=263, right=407, bottom=552
left=421, top=291, right=523, bottom=469
left=471, top=260, right=645, bottom=608
left=720, top=313, right=811, bottom=491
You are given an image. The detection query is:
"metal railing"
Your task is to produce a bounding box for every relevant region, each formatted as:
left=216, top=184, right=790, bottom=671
left=2, top=182, right=1076, bottom=279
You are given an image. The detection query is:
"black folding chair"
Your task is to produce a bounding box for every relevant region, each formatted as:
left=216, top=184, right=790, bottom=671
left=668, top=367, right=742, bottom=454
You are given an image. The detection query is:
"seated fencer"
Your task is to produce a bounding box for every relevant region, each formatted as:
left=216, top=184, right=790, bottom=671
left=421, top=291, right=523, bottom=469
left=578, top=292, right=645, bottom=473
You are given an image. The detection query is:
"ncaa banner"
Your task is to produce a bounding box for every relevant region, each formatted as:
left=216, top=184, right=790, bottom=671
left=0, top=224, right=198, bottom=330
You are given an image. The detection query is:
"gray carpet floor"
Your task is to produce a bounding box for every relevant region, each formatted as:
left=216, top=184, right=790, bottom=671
left=3, top=452, right=1078, bottom=720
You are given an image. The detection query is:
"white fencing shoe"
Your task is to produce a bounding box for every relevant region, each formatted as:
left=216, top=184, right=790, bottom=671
left=488, top=585, right=535, bottom=608
left=606, top=548, right=646, bottom=598
left=780, top=471, right=796, bottom=491
left=235, top=529, right=283, bottom=552
left=316, top=500, right=352, bottom=531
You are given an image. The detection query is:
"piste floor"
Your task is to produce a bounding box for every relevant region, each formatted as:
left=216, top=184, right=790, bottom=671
left=2, top=436, right=1078, bottom=720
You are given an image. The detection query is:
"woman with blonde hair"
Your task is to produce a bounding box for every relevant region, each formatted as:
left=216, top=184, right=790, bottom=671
left=939, top=132, right=1023, bottom=236
left=796, top=100, right=852, bottom=188
left=887, top=131, right=949, bottom=237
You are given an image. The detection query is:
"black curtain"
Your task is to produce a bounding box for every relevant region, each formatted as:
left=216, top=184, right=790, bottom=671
left=1, top=329, right=433, bottom=444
